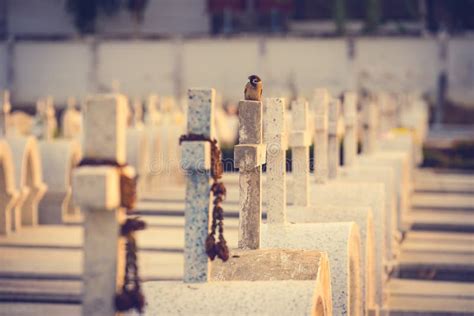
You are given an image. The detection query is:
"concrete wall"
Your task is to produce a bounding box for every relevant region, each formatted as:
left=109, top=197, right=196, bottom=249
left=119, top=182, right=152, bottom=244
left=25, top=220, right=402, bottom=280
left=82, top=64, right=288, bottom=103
left=448, top=39, right=474, bottom=105
left=13, top=41, right=91, bottom=104
left=2, top=37, right=473, bottom=106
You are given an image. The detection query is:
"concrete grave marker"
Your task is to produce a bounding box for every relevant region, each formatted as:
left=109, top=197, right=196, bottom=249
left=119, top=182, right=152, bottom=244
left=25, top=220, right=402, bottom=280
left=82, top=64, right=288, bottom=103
left=181, top=88, right=215, bottom=282
left=73, top=94, right=129, bottom=316
left=264, top=97, right=287, bottom=224
left=234, top=100, right=266, bottom=249
left=290, top=99, right=311, bottom=207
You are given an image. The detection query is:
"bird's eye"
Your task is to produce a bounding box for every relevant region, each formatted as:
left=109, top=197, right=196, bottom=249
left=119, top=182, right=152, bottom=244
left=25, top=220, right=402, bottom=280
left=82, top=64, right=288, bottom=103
left=252, top=79, right=258, bottom=84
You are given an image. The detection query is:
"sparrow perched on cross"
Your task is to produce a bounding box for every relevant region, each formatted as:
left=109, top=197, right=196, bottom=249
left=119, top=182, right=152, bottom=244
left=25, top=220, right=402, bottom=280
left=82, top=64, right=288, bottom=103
left=244, top=75, right=263, bottom=101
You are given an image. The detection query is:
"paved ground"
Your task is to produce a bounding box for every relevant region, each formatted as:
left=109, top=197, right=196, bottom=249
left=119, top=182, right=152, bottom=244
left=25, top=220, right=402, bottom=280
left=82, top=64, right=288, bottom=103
left=0, top=168, right=473, bottom=315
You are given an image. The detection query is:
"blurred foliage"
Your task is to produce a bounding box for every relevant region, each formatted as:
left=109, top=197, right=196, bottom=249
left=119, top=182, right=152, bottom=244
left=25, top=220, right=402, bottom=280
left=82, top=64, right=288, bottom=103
left=364, top=0, right=381, bottom=33
left=333, top=0, right=346, bottom=35
left=66, top=0, right=148, bottom=34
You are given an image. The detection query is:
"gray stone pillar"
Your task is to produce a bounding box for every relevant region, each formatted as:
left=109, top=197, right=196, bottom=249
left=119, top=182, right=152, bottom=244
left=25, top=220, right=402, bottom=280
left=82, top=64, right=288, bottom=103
left=234, top=100, right=266, bottom=249
left=181, top=88, right=215, bottom=283
left=73, top=94, right=129, bottom=316
left=313, top=89, right=329, bottom=184
left=328, top=98, right=340, bottom=180
left=263, top=98, right=287, bottom=224
left=290, top=99, right=311, bottom=207
left=342, top=92, right=358, bottom=167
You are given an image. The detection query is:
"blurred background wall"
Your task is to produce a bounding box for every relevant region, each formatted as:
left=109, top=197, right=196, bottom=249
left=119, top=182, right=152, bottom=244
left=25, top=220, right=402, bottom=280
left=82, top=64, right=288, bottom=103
left=0, top=0, right=472, bottom=107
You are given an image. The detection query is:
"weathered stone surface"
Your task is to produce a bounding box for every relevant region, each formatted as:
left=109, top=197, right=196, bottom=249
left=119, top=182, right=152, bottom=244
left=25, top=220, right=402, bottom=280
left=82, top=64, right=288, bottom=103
left=292, top=146, right=310, bottom=206
left=82, top=209, right=125, bottom=316
left=286, top=204, right=376, bottom=313
left=72, top=167, right=120, bottom=211
left=328, top=98, right=341, bottom=179
left=310, top=181, right=386, bottom=307
left=238, top=100, right=262, bottom=144
left=233, top=144, right=266, bottom=170
left=126, top=128, right=149, bottom=198
left=5, top=136, right=47, bottom=230
left=38, top=140, right=82, bottom=224
left=143, top=280, right=331, bottom=316
left=182, top=88, right=214, bottom=283
left=361, top=100, right=378, bottom=154
left=262, top=222, right=362, bottom=316
left=187, top=88, right=215, bottom=138
left=342, top=91, right=358, bottom=167
left=83, top=94, right=128, bottom=163
left=357, top=152, right=410, bottom=233
left=211, top=248, right=324, bottom=281
left=290, top=99, right=311, bottom=207
left=340, top=165, right=398, bottom=262
left=183, top=169, right=211, bottom=282
left=312, top=89, right=329, bottom=183
left=0, top=140, right=18, bottom=235
left=290, top=130, right=312, bottom=147
left=238, top=167, right=262, bottom=250
left=236, top=100, right=265, bottom=250
left=180, top=141, right=211, bottom=171
left=76, top=93, right=129, bottom=316
left=264, top=98, right=287, bottom=224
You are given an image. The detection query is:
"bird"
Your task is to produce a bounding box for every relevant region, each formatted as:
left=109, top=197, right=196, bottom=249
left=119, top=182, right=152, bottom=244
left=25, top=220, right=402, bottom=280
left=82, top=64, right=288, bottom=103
left=244, top=75, right=263, bottom=101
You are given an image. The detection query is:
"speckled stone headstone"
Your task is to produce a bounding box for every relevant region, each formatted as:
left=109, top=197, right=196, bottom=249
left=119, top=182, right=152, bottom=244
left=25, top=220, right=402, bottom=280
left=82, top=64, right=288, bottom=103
left=234, top=100, right=265, bottom=250
left=290, top=99, right=311, bottom=207
left=342, top=92, right=358, bottom=167
left=181, top=88, right=215, bottom=283
left=328, top=98, right=340, bottom=179
left=313, top=89, right=329, bottom=184
left=74, top=94, right=128, bottom=316
left=263, top=98, right=286, bottom=224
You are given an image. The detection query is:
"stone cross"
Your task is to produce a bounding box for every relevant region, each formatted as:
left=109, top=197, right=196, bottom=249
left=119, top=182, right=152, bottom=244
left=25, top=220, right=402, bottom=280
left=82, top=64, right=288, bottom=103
left=73, top=94, right=129, bottom=316
left=234, top=100, right=266, bottom=249
left=132, top=98, right=144, bottom=128
left=328, top=98, right=341, bottom=179
left=313, top=89, right=329, bottom=184
left=44, top=97, right=56, bottom=140
left=180, top=88, right=215, bottom=283
left=290, top=99, right=311, bottom=207
left=342, top=92, right=358, bottom=167
left=0, top=91, right=11, bottom=136
left=263, top=98, right=286, bottom=224
left=361, top=98, right=378, bottom=155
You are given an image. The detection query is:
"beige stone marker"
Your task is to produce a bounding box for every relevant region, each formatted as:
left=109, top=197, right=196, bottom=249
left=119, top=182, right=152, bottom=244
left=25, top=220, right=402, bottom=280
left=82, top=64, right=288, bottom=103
left=328, top=98, right=341, bottom=180
left=181, top=88, right=214, bottom=283
left=313, top=89, right=329, bottom=183
left=6, top=136, right=47, bottom=229
left=361, top=99, right=378, bottom=155
left=342, top=92, right=358, bottom=167
left=234, top=100, right=266, bottom=249
left=73, top=94, right=129, bottom=316
left=290, top=99, right=311, bottom=207
left=264, top=98, right=287, bottom=223
left=0, top=140, right=18, bottom=235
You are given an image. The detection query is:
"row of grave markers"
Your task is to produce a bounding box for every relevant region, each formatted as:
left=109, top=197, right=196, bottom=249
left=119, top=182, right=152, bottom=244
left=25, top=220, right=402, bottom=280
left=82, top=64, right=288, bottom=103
left=66, top=85, right=426, bottom=315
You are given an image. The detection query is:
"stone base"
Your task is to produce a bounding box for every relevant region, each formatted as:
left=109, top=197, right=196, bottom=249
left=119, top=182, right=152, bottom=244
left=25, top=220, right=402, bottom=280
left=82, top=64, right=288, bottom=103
left=261, top=222, right=362, bottom=316
left=286, top=205, right=376, bottom=314
left=142, top=280, right=331, bottom=315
